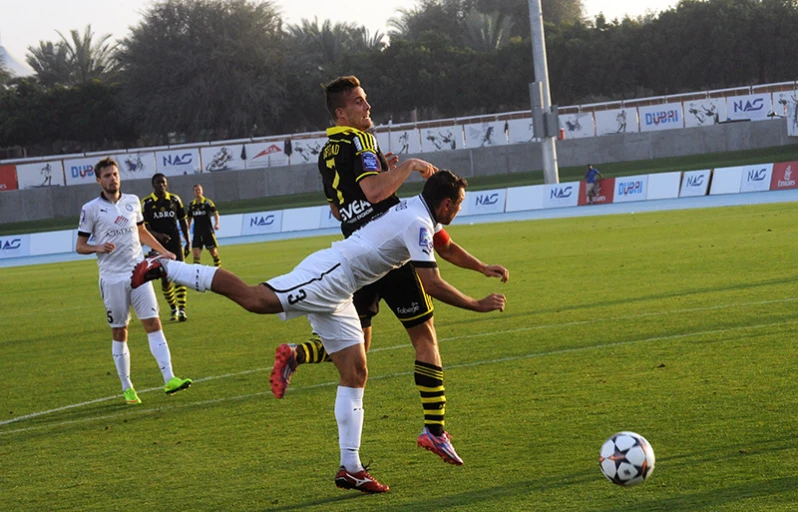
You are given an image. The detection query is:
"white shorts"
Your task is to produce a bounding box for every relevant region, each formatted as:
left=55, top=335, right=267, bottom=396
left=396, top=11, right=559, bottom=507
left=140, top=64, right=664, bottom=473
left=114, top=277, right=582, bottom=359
left=265, top=249, right=362, bottom=354
left=99, top=274, right=160, bottom=328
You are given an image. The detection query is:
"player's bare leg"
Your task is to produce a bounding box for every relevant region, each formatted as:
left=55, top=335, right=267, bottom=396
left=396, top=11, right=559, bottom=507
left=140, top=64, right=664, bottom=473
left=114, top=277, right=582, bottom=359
left=362, top=326, right=373, bottom=353
left=207, top=269, right=282, bottom=314
left=132, top=258, right=282, bottom=314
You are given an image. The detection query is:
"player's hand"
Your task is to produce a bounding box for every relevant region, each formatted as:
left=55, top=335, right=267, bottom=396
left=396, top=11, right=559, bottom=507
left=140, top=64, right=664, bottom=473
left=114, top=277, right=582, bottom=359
left=183, top=244, right=191, bottom=258
left=385, top=152, right=400, bottom=169
left=416, top=160, right=438, bottom=179
left=214, top=223, right=220, bottom=231
left=97, top=242, right=116, bottom=254
left=476, top=293, right=506, bottom=313
left=162, top=251, right=177, bottom=260
left=483, top=264, right=509, bottom=283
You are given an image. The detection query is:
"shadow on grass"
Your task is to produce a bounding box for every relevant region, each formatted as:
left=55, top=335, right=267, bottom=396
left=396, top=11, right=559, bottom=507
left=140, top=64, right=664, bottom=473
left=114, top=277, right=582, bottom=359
left=258, top=490, right=384, bottom=511
left=255, top=434, right=798, bottom=511
left=591, top=476, right=798, bottom=512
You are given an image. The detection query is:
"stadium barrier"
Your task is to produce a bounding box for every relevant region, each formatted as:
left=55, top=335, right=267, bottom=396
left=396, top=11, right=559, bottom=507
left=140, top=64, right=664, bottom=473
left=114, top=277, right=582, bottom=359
left=1, top=81, right=797, bottom=194
left=4, top=160, right=798, bottom=264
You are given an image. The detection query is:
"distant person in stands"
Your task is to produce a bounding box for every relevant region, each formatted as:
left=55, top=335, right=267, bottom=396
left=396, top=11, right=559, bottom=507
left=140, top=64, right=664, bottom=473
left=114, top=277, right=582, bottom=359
left=585, top=164, right=604, bottom=205
left=187, top=184, right=222, bottom=267
left=75, top=157, right=192, bottom=404
left=142, top=174, right=191, bottom=321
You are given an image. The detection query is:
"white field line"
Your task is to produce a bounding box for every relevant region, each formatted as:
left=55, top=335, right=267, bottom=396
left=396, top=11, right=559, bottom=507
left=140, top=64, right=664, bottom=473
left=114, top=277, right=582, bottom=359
left=2, top=307, right=796, bottom=436
left=1, top=296, right=793, bottom=429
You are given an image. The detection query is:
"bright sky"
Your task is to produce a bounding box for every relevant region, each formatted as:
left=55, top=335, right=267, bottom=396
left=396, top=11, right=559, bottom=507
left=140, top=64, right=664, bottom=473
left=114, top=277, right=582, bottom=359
left=2, top=0, right=678, bottom=71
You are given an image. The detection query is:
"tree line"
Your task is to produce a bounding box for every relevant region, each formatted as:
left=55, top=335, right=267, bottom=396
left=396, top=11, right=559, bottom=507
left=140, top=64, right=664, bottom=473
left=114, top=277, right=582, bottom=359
left=1, top=0, right=797, bottom=157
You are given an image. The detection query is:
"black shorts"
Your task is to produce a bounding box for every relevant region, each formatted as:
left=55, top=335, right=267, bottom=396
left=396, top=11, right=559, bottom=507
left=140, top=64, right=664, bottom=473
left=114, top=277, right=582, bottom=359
left=353, top=262, right=433, bottom=329
left=192, top=230, right=218, bottom=250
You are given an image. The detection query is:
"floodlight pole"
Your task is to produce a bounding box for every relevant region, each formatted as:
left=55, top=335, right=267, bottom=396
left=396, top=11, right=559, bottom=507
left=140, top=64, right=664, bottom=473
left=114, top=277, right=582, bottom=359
left=528, top=0, right=560, bottom=184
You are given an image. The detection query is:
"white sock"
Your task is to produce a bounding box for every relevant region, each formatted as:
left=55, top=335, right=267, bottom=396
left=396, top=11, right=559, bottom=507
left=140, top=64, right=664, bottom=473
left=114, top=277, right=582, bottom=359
left=147, top=330, right=175, bottom=383
left=112, top=341, right=133, bottom=391
left=335, top=386, right=365, bottom=472
left=163, top=260, right=217, bottom=292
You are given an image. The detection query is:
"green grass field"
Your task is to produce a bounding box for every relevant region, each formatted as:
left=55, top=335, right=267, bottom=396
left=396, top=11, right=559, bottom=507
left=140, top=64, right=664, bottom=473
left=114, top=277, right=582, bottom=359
left=2, top=201, right=798, bottom=511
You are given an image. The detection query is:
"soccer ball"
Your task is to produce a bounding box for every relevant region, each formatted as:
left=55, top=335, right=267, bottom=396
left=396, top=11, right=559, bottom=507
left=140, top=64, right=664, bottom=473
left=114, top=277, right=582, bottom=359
left=599, top=431, right=655, bottom=486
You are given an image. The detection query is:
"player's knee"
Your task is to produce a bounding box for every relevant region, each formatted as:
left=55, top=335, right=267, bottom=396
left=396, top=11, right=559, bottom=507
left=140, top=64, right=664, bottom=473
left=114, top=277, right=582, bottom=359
left=407, top=319, right=436, bottom=344
left=351, top=361, right=368, bottom=386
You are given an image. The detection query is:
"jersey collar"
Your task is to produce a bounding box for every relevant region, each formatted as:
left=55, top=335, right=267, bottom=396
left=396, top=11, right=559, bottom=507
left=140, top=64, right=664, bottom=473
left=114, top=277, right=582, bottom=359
left=100, top=191, right=121, bottom=204
left=326, top=125, right=366, bottom=136
left=419, top=194, right=438, bottom=225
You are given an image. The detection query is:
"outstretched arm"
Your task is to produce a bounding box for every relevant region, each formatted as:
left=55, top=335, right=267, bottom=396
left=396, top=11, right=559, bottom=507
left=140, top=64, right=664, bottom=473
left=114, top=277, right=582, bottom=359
left=435, top=236, right=509, bottom=282
left=415, top=265, right=505, bottom=313
left=359, top=158, right=437, bottom=204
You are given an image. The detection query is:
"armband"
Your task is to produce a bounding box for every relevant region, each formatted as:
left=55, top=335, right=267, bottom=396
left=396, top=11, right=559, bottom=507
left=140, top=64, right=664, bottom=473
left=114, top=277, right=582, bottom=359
left=433, top=228, right=450, bottom=248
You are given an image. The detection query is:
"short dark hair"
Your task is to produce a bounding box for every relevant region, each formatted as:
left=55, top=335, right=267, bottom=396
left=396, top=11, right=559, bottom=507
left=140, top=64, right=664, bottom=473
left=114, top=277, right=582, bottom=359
left=95, top=157, right=118, bottom=177
left=151, top=173, right=166, bottom=187
left=422, top=169, right=468, bottom=209
left=324, top=75, right=361, bottom=120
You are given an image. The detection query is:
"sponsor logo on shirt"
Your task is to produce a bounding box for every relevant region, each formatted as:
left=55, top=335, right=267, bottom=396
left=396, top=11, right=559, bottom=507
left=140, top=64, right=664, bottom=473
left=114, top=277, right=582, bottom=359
left=151, top=210, right=176, bottom=219
left=115, top=216, right=129, bottom=227
left=419, top=227, right=433, bottom=254
left=105, top=227, right=135, bottom=237
left=340, top=199, right=373, bottom=222
left=361, top=152, right=380, bottom=172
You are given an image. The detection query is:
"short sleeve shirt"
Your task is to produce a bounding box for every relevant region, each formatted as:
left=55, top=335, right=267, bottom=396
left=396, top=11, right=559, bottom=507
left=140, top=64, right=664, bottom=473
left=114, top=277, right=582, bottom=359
left=331, top=195, right=441, bottom=289
left=318, top=126, right=396, bottom=237
left=78, top=193, right=145, bottom=277
left=141, top=192, right=186, bottom=235
left=188, top=197, right=217, bottom=233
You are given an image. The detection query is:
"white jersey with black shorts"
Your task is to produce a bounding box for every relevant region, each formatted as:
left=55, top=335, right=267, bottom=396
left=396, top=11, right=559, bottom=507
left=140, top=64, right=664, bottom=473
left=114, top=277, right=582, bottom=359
left=265, top=195, right=441, bottom=354
left=78, top=193, right=160, bottom=328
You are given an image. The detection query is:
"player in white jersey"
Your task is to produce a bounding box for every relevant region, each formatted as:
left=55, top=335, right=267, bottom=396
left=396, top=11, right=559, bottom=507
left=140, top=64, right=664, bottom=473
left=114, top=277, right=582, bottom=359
left=130, top=170, right=506, bottom=493
left=76, top=157, right=193, bottom=405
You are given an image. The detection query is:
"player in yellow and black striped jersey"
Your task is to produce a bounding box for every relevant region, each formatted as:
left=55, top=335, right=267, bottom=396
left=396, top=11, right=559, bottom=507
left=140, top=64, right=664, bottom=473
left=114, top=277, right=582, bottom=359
left=187, top=184, right=221, bottom=267
left=141, top=173, right=191, bottom=322
left=270, top=76, right=509, bottom=467
left=319, top=125, right=394, bottom=237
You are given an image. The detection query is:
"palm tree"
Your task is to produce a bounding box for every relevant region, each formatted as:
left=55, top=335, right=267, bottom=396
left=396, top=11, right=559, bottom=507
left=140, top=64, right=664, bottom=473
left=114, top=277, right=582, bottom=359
left=26, top=41, right=72, bottom=86
left=286, top=18, right=365, bottom=64
left=353, top=28, right=387, bottom=52
left=56, top=25, right=119, bottom=84
left=387, top=7, right=424, bottom=40
left=27, top=24, right=118, bottom=86
left=463, top=11, right=514, bottom=51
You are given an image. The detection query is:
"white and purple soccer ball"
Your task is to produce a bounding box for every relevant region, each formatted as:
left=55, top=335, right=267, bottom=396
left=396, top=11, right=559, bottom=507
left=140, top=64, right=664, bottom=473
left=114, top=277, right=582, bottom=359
left=599, top=431, right=655, bottom=486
